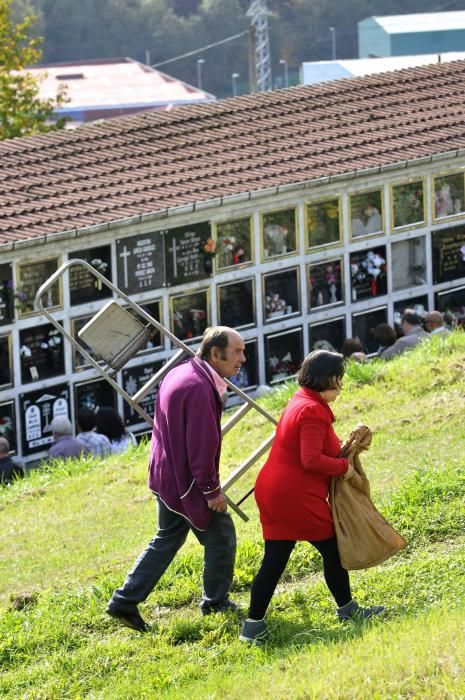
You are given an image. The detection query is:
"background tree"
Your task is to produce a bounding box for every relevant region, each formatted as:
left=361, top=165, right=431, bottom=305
left=0, top=0, right=67, bottom=140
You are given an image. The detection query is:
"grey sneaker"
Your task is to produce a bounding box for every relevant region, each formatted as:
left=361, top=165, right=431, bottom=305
left=337, top=599, right=385, bottom=621
left=239, top=618, right=268, bottom=644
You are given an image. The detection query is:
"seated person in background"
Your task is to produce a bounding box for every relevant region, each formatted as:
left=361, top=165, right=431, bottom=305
left=0, top=437, right=24, bottom=485
left=48, top=416, right=90, bottom=460
left=76, top=408, right=112, bottom=458
left=373, top=323, right=397, bottom=357
left=380, top=309, right=429, bottom=361
left=424, top=310, right=451, bottom=337
left=341, top=337, right=368, bottom=363
left=95, top=406, right=137, bottom=455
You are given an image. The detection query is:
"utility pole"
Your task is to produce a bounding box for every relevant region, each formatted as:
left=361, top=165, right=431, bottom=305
left=247, top=0, right=272, bottom=93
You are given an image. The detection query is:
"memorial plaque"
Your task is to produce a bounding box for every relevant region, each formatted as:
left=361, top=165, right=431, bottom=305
left=306, top=198, right=341, bottom=248
left=352, top=307, right=388, bottom=354
left=171, top=289, right=209, bottom=341
left=122, top=360, right=163, bottom=427
left=0, top=401, right=17, bottom=453
left=69, top=245, right=112, bottom=306
left=116, top=231, right=165, bottom=295
left=308, top=258, right=343, bottom=309
left=392, top=237, right=427, bottom=291
left=265, top=327, right=303, bottom=384
left=434, top=172, right=465, bottom=220
left=391, top=180, right=425, bottom=230
left=262, top=208, right=297, bottom=259
left=350, top=246, right=387, bottom=302
left=20, top=384, right=70, bottom=455
left=17, top=258, right=61, bottom=317
left=309, top=317, right=345, bottom=353
left=218, top=279, right=255, bottom=329
left=432, top=225, right=465, bottom=284
left=165, top=222, right=212, bottom=286
left=350, top=190, right=383, bottom=238
left=263, top=268, right=300, bottom=322
left=74, top=378, right=116, bottom=415
left=0, top=335, right=13, bottom=387
left=0, top=263, right=14, bottom=325
left=228, top=339, right=258, bottom=391
left=19, top=323, right=65, bottom=384
left=216, top=217, right=252, bottom=269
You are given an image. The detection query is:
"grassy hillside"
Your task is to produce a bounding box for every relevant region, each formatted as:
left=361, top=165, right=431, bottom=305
left=1, top=332, right=465, bottom=698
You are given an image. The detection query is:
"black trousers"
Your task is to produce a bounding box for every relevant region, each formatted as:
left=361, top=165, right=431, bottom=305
left=248, top=536, right=352, bottom=620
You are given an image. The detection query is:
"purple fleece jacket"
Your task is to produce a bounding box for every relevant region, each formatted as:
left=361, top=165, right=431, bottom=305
left=148, top=357, right=223, bottom=530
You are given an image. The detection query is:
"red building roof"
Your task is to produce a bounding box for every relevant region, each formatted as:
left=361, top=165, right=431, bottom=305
left=2, top=59, right=465, bottom=248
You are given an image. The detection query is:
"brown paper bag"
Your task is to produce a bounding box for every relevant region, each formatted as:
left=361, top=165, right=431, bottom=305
left=329, top=425, right=406, bottom=571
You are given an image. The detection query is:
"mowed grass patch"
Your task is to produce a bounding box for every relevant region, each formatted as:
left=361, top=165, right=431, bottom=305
left=2, top=536, right=465, bottom=698
left=0, top=333, right=465, bottom=697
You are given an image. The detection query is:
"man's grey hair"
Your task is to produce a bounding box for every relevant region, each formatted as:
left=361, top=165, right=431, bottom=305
left=0, top=436, right=10, bottom=454
left=50, top=416, right=73, bottom=437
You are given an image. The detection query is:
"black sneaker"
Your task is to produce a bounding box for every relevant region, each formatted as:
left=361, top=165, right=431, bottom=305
left=201, top=599, right=238, bottom=616
left=106, top=604, right=150, bottom=632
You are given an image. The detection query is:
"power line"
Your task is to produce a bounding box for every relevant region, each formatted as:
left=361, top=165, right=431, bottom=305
left=151, top=31, right=249, bottom=69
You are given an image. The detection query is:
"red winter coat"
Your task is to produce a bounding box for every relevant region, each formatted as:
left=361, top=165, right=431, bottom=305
left=255, top=387, right=349, bottom=541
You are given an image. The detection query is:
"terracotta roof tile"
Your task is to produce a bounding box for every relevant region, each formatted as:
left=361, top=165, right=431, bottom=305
left=3, top=60, right=465, bottom=245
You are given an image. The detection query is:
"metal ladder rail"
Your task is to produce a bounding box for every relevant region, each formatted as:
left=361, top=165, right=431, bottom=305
left=35, top=259, right=278, bottom=520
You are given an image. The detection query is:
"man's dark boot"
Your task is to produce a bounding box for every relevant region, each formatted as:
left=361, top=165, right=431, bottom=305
left=106, top=603, right=150, bottom=633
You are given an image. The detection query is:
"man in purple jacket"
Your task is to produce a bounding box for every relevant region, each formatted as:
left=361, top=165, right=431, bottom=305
left=107, top=326, right=246, bottom=632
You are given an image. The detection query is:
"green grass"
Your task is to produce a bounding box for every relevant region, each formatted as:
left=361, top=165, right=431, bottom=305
left=1, top=331, right=465, bottom=698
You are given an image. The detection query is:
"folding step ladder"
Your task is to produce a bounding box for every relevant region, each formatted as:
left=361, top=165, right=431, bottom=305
left=35, top=259, right=278, bottom=521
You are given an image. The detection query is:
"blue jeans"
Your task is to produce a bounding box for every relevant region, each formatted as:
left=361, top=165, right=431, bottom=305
left=109, top=495, right=237, bottom=613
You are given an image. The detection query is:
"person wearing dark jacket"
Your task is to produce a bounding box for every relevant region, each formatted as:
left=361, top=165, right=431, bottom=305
left=0, top=437, right=24, bottom=485
left=381, top=310, right=429, bottom=360
left=107, top=326, right=246, bottom=632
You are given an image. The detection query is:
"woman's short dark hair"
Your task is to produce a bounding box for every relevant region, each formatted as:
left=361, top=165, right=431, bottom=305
left=95, top=406, right=125, bottom=441
left=297, top=350, right=346, bottom=392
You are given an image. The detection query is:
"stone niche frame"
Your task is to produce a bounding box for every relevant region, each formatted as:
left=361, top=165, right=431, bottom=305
left=261, top=207, right=298, bottom=260
left=16, top=257, right=62, bottom=318
left=308, top=257, right=344, bottom=311
left=351, top=306, right=388, bottom=355
left=214, top=216, right=254, bottom=270
left=263, top=267, right=300, bottom=323
left=170, top=288, right=210, bottom=342
left=390, top=178, right=426, bottom=232
left=349, top=188, right=384, bottom=240
left=305, top=196, right=342, bottom=250
left=264, top=326, right=303, bottom=384
left=309, top=316, right=346, bottom=354
left=217, top=278, right=256, bottom=330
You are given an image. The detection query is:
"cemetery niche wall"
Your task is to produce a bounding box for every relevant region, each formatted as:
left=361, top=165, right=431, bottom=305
left=3, top=162, right=465, bottom=465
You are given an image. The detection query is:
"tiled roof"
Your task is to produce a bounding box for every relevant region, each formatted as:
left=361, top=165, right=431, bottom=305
left=3, top=59, right=465, bottom=247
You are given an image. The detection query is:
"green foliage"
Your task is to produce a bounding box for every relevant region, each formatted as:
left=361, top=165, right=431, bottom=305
left=0, top=0, right=67, bottom=139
